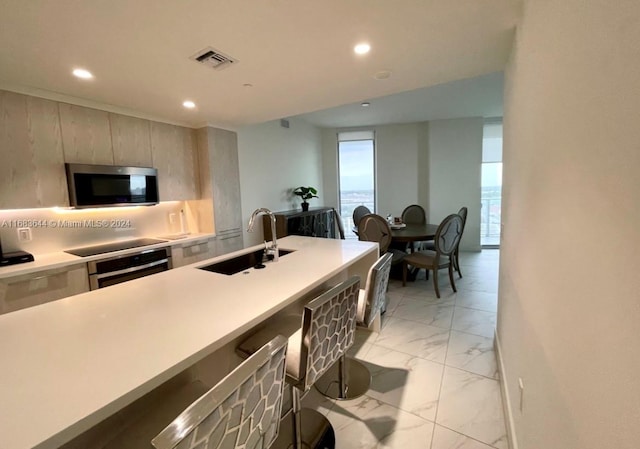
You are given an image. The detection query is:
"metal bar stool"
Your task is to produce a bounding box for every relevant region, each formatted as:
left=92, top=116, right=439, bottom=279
left=237, top=277, right=361, bottom=449
left=314, top=252, right=392, bottom=400
left=104, top=335, right=288, bottom=449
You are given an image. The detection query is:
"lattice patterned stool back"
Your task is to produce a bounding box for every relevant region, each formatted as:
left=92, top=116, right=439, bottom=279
left=358, top=252, right=392, bottom=328
left=297, top=276, right=360, bottom=390
left=152, top=335, right=288, bottom=449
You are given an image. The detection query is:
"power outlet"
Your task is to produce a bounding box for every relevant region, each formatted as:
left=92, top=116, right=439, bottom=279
left=18, top=227, right=32, bottom=242
left=169, top=213, right=177, bottom=225
left=518, top=377, right=524, bottom=413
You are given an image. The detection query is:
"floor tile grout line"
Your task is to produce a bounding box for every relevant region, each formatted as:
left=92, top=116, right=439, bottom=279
left=430, top=320, right=453, bottom=449
left=369, top=337, right=449, bottom=366
left=326, top=391, right=436, bottom=427
left=354, top=341, right=499, bottom=382
left=449, top=326, right=496, bottom=340
left=435, top=423, right=503, bottom=449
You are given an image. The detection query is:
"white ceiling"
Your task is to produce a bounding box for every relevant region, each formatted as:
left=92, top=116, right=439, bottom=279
left=0, top=1, right=520, bottom=129
left=298, top=71, right=504, bottom=128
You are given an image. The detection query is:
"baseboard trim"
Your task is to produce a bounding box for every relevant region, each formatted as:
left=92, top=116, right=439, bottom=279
left=495, top=329, right=519, bottom=449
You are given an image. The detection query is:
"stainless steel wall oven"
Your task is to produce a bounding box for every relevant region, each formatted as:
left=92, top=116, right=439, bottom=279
left=88, top=247, right=172, bottom=290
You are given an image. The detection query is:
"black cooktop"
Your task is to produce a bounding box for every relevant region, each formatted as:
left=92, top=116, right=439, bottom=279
left=65, top=238, right=167, bottom=257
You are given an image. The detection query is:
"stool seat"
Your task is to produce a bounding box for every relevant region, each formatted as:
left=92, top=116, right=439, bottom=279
left=104, top=381, right=209, bottom=449
left=105, top=336, right=288, bottom=449
left=238, top=314, right=303, bottom=380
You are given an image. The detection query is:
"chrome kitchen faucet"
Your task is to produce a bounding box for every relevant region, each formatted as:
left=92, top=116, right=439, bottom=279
left=247, top=208, right=279, bottom=262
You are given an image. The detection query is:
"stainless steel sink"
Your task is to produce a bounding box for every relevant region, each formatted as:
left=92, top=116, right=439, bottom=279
left=198, top=249, right=294, bottom=275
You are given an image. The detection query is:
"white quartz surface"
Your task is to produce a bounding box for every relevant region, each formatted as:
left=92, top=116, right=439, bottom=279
left=0, top=233, right=215, bottom=279
left=0, top=236, right=377, bottom=449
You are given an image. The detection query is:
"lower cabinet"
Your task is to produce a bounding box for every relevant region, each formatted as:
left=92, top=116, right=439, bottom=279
left=0, top=264, right=89, bottom=315
left=215, top=230, right=244, bottom=256
left=171, top=237, right=217, bottom=268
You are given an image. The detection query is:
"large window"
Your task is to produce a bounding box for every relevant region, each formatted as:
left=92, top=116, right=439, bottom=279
left=481, top=120, right=503, bottom=247
left=338, top=131, right=375, bottom=237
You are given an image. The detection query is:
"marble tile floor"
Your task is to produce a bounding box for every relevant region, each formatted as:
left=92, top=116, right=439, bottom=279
left=301, top=250, right=507, bottom=449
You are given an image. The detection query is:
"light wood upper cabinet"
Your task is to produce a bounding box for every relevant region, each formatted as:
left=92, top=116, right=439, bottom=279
left=210, top=128, right=242, bottom=233
left=59, top=103, right=114, bottom=165
left=0, top=89, right=200, bottom=209
left=0, top=91, right=68, bottom=208
left=193, top=127, right=242, bottom=236
left=150, top=122, right=198, bottom=201
left=109, top=114, right=153, bottom=167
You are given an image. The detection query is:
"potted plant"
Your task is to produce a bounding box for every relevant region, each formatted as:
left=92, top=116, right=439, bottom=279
left=293, top=186, right=318, bottom=211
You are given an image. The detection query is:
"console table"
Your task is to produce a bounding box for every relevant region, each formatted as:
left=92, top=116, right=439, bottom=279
left=262, top=207, right=339, bottom=240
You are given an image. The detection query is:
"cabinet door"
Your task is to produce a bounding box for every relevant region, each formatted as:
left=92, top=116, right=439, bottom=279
left=150, top=122, right=198, bottom=201
left=109, top=113, right=153, bottom=167
left=287, top=215, right=315, bottom=237
left=313, top=210, right=336, bottom=238
left=171, top=238, right=216, bottom=268
left=59, top=103, right=114, bottom=165
left=210, top=128, right=242, bottom=233
left=0, top=264, right=90, bottom=315
left=0, top=91, right=68, bottom=208
left=215, top=232, right=243, bottom=256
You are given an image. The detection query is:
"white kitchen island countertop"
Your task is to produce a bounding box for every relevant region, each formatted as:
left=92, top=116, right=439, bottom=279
left=0, top=236, right=378, bottom=449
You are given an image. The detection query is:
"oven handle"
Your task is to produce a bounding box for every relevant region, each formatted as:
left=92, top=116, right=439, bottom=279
left=90, top=258, right=170, bottom=280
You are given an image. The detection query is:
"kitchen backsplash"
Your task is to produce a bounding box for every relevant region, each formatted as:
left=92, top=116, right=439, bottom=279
left=0, top=202, right=194, bottom=255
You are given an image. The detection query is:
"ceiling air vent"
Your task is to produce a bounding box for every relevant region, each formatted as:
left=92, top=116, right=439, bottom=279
left=190, top=47, right=237, bottom=70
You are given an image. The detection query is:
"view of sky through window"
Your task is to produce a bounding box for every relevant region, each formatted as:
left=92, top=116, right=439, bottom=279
left=338, top=139, right=375, bottom=236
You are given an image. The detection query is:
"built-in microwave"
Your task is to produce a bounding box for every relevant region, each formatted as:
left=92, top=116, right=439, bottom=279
left=65, top=163, right=159, bottom=208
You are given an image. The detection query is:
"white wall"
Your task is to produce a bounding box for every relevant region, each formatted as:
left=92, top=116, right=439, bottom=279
left=320, top=128, right=340, bottom=210
left=428, top=118, right=483, bottom=251
left=499, top=1, right=640, bottom=448
left=237, top=118, right=323, bottom=246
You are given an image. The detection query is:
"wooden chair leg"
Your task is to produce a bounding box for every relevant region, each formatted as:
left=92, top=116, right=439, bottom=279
left=433, top=268, right=440, bottom=298
left=448, top=263, right=457, bottom=293
left=455, top=248, right=462, bottom=278
left=402, top=262, right=407, bottom=287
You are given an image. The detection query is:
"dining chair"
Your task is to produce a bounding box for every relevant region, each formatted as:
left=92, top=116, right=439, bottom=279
left=453, top=206, right=468, bottom=277
left=400, top=204, right=429, bottom=251
left=315, top=252, right=392, bottom=400
left=357, top=213, right=407, bottom=266
left=237, top=277, right=361, bottom=449
left=424, top=206, right=468, bottom=278
left=352, top=205, right=372, bottom=228
left=401, top=204, right=426, bottom=224
left=104, top=335, right=288, bottom=449
left=402, top=213, right=463, bottom=298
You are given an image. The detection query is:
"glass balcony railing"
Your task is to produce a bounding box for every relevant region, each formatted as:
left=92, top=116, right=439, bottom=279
left=481, top=197, right=501, bottom=246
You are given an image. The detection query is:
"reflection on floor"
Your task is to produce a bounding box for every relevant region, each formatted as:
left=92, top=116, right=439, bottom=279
left=301, top=250, right=507, bottom=449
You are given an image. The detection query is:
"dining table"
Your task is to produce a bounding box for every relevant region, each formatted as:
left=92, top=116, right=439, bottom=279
left=390, top=223, right=439, bottom=251
left=389, top=223, right=439, bottom=282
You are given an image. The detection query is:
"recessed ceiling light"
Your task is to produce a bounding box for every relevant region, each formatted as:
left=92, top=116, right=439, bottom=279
left=373, top=70, right=392, bottom=80
left=354, top=43, right=371, bottom=55
left=182, top=100, right=196, bottom=109
left=72, top=68, right=93, bottom=79
left=361, top=102, right=371, bottom=107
